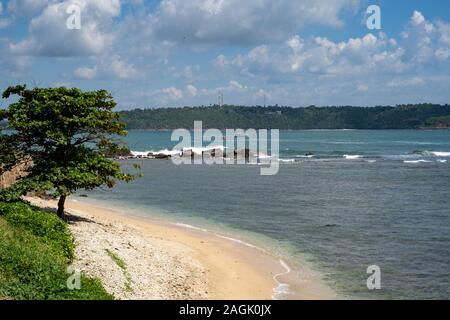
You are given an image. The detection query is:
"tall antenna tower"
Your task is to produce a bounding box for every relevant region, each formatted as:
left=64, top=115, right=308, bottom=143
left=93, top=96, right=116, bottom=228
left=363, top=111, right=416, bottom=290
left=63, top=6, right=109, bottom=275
left=218, top=91, right=224, bottom=107
left=264, top=93, right=266, bottom=108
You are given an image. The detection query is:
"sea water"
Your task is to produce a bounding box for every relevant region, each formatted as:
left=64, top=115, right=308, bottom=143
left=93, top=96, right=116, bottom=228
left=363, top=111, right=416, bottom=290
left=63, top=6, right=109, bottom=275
left=84, top=130, right=450, bottom=299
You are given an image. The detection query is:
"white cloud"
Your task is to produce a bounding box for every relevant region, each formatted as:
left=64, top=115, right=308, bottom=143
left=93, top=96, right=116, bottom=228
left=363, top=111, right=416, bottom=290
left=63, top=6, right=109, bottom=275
left=3, top=4, right=450, bottom=107
left=0, top=1, right=15, bottom=28
left=150, top=0, right=360, bottom=46
left=7, top=0, right=52, bottom=17
left=110, top=55, right=137, bottom=79
left=437, top=21, right=450, bottom=45
left=72, top=55, right=137, bottom=80
left=223, top=32, right=407, bottom=79
left=186, top=84, right=198, bottom=96
left=0, top=17, right=13, bottom=28
left=435, top=47, right=450, bottom=60
left=213, top=54, right=229, bottom=68
left=218, top=10, right=450, bottom=84
left=162, top=86, right=183, bottom=100
left=175, top=65, right=199, bottom=82
left=386, top=77, right=424, bottom=88
left=74, top=65, right=97, bottom=79
left=229, top=80, right=245, bottom=90
left=411, top=10, right=425, bottom=26
left=401, top=11, right=450, bottom=64
left=9, top=0, right=120, bottom=56
left=0, top=39, right=32, bottom=77
left=357, top=84, right=369, bottom=92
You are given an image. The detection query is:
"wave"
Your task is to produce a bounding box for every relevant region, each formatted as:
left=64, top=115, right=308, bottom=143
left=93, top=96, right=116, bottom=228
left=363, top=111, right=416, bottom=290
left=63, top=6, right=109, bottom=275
left=130, top=148, right=450, bottom=164
left=259, top=153, right=276, bottom=159
left=296, top=155, right=314, bottom=158
left=131, top=150, right=152, bottom=157
left=174, top=223, right=258, bottom=248
left=343, top=155, right=362, bottom=160
left=131, top=146, right=227, bottom=157
left=216, top=235, right=258, bottom=249
left=423, top=151, right=450, bottom=157
left=183, top=146, right=226, bottom=155
left=394, top=141, right=446, bottom=145
left=131, top=149, right=182, bottom=157
left=174, top=222, right=208, bottom=232
left=271, top=260, right=292, bottom=300
left=176, top=221, right=292, bottom=300
left=404, top=160, right=432, bottom=164
left=279, top=159, right=296, bottom=163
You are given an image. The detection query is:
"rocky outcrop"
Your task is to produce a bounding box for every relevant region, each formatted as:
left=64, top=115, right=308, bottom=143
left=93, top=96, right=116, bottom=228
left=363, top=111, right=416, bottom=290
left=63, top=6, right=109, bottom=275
left=0, top=162, right=29, bottom=188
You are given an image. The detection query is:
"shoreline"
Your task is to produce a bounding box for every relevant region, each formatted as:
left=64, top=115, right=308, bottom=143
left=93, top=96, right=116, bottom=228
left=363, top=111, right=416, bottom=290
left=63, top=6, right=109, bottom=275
left=25, top=196, right=337, bottom=300
left=125, top=128, right=450, bottom=132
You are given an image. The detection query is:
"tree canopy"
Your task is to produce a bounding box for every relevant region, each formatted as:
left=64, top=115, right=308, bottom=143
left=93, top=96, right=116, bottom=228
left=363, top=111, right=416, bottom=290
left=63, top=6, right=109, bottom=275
left=0, top=85, right=139, bottom=218
left=120, top=104, right=450, bottom=130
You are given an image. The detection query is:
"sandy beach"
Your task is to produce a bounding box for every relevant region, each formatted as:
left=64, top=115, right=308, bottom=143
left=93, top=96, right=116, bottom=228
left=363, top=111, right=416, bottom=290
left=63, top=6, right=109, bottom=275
left=25, top=196, right=336, bottom=300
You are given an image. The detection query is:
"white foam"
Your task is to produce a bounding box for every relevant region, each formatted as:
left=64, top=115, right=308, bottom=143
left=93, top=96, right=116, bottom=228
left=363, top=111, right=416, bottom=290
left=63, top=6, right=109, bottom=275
left=131, top=151, right=151, bottom=157
left=404, top=160, right=432, bottom=164
left=216, top=235, right=257, bottom=249
left=175, top=222, right=293, bottom=300
left=279, top=159, right=296, bottom=163
left=131, top=149, right=182, bottom=157
left=174, top=223, right=257, bottom=248
left=259, top=153, right=275, bottom=159
left=343, top=155, right=362, bottom=160
left=428, top=151, right=450, bottom=157
left=271, top=260, right=292, bottom=300
left=437, top=159, right=448, bottom=163
left=157, top=149, right=183, bottom=156
left=183, top=146, right=225, bottom=155
left=174, top=222, right=208, bottom=232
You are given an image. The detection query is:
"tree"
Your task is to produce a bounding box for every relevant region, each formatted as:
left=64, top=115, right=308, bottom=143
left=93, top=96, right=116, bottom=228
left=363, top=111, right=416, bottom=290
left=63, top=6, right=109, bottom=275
left=0, top=85, right=139, bottom=218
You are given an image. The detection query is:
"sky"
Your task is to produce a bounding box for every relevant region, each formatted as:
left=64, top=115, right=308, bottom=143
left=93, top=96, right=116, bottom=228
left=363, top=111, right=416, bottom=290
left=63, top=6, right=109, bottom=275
left=0, top=0, right=450, bottom=110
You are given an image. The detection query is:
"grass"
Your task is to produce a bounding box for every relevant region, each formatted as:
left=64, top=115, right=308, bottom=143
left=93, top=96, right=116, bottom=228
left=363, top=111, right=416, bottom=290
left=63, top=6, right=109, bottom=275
left=0, top=201, right=74, bottom=259
left=0, top=201, right=113, bottom=300
left=105, top=249, right=133, bottom=293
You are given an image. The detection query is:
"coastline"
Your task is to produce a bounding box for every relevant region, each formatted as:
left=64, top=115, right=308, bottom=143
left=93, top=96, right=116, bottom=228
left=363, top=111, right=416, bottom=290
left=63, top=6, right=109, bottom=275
left=25, top=196, right=337, bottom=300
left=126, top=128, right=450, bottom=132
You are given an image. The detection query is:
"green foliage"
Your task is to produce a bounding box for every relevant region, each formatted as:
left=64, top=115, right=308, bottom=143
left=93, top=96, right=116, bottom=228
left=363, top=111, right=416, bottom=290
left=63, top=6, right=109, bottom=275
left=0, top=178, right=52, bottom=202
left=0, top=201, right=74, bottom=260
left=120, top=104, right=450, bottom=130
left=105, top=249, right=127, bottom=270
left=101, top=143, right=132, bottom=158
left=0, top=201, right=113, bottom=300
left=0, top=85, right=139, bottom=208
left=105, top=249, right=133, bottom=293
left=425, top=115, right=450, bottom=128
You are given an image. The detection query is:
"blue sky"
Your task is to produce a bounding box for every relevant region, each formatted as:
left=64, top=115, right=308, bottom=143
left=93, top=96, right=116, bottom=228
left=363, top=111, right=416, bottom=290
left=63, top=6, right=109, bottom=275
left=1, top=0, right=450, bottom=110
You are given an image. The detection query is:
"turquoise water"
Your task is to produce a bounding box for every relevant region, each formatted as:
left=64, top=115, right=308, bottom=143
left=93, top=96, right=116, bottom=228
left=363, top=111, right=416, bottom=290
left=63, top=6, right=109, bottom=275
left=86, top=130, right=450, bottom=299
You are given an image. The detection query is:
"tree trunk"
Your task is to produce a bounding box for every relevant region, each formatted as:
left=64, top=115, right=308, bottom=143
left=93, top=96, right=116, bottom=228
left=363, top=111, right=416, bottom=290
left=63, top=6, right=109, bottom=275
left=57, top=195, right=66, bottom=219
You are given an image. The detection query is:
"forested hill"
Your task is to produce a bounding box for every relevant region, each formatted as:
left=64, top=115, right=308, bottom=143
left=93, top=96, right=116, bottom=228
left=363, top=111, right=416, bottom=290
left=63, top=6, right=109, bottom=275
left=119, top=104, right=450, bottom=130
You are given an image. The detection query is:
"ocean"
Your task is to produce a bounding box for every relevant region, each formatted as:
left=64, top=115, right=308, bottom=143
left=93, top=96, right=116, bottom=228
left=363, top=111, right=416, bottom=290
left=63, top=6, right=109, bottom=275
left=84, top=130, right=450, bottom=299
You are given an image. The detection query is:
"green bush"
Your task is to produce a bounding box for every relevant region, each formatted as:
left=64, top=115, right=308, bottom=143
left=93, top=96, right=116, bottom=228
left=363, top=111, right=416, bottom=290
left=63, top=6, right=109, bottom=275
left=0, top=201, right=74, bottom=260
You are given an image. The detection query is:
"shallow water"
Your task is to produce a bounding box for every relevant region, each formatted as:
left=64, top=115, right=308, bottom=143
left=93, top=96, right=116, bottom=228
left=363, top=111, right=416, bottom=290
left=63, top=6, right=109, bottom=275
left=85, top=130, right=450, bottom=299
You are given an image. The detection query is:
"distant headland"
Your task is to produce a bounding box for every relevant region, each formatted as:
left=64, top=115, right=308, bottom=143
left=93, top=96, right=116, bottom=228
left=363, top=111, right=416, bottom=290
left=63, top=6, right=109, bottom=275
left=119, top=104, right=450, bottom=130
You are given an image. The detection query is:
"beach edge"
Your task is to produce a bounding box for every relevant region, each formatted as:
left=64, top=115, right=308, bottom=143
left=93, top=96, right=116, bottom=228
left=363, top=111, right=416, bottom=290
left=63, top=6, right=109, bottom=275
left=25, top=196, right=337, bottom=300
